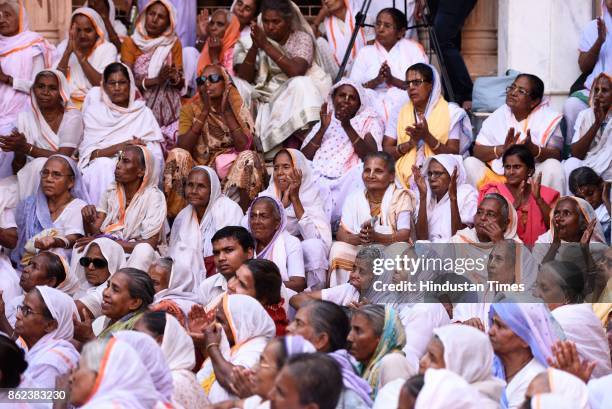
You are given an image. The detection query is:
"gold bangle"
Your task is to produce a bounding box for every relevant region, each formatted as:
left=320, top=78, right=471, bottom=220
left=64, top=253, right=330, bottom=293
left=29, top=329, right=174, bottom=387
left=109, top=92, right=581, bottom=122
left=27, top=144, right=33, bottom=155
left=494, top=145, right=499, bottom=158
left=432, top=140, right=441, bottom=150
left=193, top=117, right=203, bottom=125
left=351, top=138, right=360, bottom=146
left=206, top=342, right=219, bottom=352
left=535, top=145, right=542, bottom=160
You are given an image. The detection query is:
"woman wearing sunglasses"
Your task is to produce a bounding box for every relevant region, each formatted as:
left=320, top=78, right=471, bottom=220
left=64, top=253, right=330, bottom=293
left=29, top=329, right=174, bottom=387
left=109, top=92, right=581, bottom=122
left=72, top=237, right=125, bottom=322
left=165, top=64, right=266, bottom=215
left=234, top=0, right=332, bottom=153
left=464, top=73, right=565, bottom=194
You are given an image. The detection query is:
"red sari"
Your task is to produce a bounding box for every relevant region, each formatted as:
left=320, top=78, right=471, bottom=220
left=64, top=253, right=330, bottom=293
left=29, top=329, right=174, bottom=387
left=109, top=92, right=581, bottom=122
left=479, top=182, right=559, bottom=247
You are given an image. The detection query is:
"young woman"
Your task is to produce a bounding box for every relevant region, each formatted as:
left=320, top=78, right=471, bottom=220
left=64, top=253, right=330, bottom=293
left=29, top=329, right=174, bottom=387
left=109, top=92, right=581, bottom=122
left=568, top=166, right=611, bottom=244
left=55, top=8, right=118, bottom=108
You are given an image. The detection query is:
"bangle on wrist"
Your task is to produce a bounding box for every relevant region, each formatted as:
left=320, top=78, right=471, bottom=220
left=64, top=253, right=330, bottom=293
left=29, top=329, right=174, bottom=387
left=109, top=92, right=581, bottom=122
left=351, top=137, right=360, bottom=146
left=535, top=145, right=542, bottom=159
left=310, top=140, right=320, bottom=148
left=494, top=145, right=500, bottom=158
left=432, top=139, right=441, bottom=150
left=141, top=78, right=148, bottom=91
left=27, top=144, right=33, bottom=155
left=206, top=342, right=219, bottom=352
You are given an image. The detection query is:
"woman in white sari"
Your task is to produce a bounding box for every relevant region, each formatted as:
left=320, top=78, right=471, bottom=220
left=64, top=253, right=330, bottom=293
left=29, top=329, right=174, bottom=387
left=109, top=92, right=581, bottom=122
left=169, top=165, right=243, bottom=279
left=464, top=73, right=565, bottom=193
left=86, top=0, right=127, bottom=48
left=329, top=152, right=414, bottom=287
left=55, top=7, right=118, bottom=109
left=349, top=8, right=426, bottom=123
left=0, top=177, right=19, bottom=306
left=302, top=79, right=383, bottom=224
left=8, top=70, right=83, bottom=201
left=135, top=311, right=210, bottom=408
left=78, top=145, right=166, bottom=255
left=564, top=73, right=612, bottom=184
left=15, top=286, right=79, bottom=390
left=413, top=154, right=478, bottom=242
left=234, top=0, right=331, bottom=153
left=79, top=62, right=163, bottom=206
left=196, top=293, right=276, bottom=403
left=260, top=149, right=332, bottom=289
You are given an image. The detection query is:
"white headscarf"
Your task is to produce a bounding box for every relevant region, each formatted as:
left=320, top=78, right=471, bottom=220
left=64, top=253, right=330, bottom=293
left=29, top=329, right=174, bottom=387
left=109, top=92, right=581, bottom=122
left=72, top=237, right=126, bottom=296
left=223, top=294, right=276, bottom=346
left=153, top=258, right=199, bottom=308
left=114, top=330, right=174, bottom=403
left=131, top=0, right=178, bottom=78
left=161, top=313, right=195, bottom=371
left=80, top=338, right=163, bottom=409
left=79, top=63, right=163, bottom=168
left=415, top=368, right=488, bottom=409
left=588, top=374, right=612, bottom=409
left=531, top=393, right=577, bottom=409
left=546, top=368, right=591, bottom=409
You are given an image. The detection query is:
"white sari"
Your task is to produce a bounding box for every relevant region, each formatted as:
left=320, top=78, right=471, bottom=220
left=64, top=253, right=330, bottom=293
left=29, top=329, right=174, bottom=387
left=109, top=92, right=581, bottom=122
left=79, top=63, right=163, bottom=205
left=153, top=261, right=199, bottom=318
left=169, top=166, right=243, bottom=279
left=16, top=69, right=83, bottom=200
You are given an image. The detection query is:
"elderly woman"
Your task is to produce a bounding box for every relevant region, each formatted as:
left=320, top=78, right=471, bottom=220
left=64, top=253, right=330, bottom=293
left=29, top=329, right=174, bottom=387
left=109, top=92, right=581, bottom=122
left=55, top=8, right=118, bottom=108
left=78, top=62, right=163, bottom=206
left=14, top=286, right=79, bottom=389
left=480, top=144, right=559, bottom=247
left=12, top=155, right=88, bottom=267
left=533, top=261, right=612, bottom=379
left=419, top=324, right=505, bottom=407
left=86, top=0, right=127, bottom=48
left=121, top=0, right=184, bottom=148
left=384, top=63, right=471, bottom=190
left=0, top=70, right=83, bottom=201
left=563, top=2, right=612, bottom=138
left=0, top=251, right=67, bottom=334
left=533, top=196, right=607, bottom=271
left=195, top=293, right=276, bottom=403
left=464, top=73, right=565, bottom=193
left=68, top=338, right=163, bottom=408
left=286, top=299, right=374, bottom=408
left=0, top=0, right=53, bottom=178
left=349, top=8, right=426, bottom=122
left=301, top=79, right=383, bottom=224
left=413, top=154, right=477, bottom=242
left=169, top=166, right=243, bottom=277
left=525, top=368, right=590, bottom=409
left=197, top=10, right=240, bottom=75
left=246, top=196, right=306, bottom=293
left=488, top=302, right=562, bottom=409
left=227, top=259, right=288, bottom=335
left=148, top=257, right=198, bottom=325
left=73, top=267, right=155, bottom=341
left=79, top=145, right=166, bottom=255
left=260, top=149, right=331, bottom=289
left=328, top=152, right=414, bottom=287
left=349, top=304, right=411, bottom=399
left=564, top=73, right=612, bottom=184
left=234, top=0, right=331, bottom=152
left=569, top=166, right=611, bottom=244
left=165, top=64, right=264, bottom=216
left=72, top=237, right=125, bottom=321
left=134, top=312, right=209, bottom=408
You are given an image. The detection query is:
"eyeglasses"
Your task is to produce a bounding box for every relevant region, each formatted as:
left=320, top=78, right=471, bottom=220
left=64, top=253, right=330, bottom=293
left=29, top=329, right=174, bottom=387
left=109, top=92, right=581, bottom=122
left=16, top=305, right=46, bottom=318
left=79, top=257, right=109, bottom=269
left=406, top=79, right=428, bottom=88
left=427, top=171, right=447, bottom=179
left=196, top=74, right=223, bottom=86
left=505, top=85, right=531, bottom=97
left=40, top=170, right=73, bottom=179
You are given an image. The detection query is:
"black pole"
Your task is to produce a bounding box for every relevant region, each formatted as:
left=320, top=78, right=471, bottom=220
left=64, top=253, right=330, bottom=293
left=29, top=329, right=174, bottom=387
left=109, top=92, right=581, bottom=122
left=334, top=0, right=372, bottom=83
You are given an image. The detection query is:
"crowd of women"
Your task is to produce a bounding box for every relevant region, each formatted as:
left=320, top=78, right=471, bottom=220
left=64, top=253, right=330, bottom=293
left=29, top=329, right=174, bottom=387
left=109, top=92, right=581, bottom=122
left=0, top=0, right=610, bottom=408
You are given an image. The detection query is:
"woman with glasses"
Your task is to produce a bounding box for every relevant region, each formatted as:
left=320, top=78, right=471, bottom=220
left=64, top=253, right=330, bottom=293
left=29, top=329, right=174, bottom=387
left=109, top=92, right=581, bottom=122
left=1, top=70, right=83, bottom=202
left=349, top=8, right=426, bottom=123
left=234, top=0, right=332, bottom=153
left=479, top=144, right=559, bottom=247
left=55, top=7, right=118, bottom=109
left=464, top=73, right=565, bottom=194
left=412, top=154, right=477, bottom=243
left=121, top=0, right=184, bottom=150
left=71, top=237, right=125, bottom=321
left=164, top=64, right=265, bottom=216
left=78, top=62, right=163, bottom=206
left=564, top=73, right=612, bottom=187
left=383, top=63, right=471, bottom=191
left=13, top=286, right=79, bottom=390
left=328, top=152, right=413, bottom=287
left=12, top=155, right=89, bottom=267
left=0, top=1, right=54, bottom=178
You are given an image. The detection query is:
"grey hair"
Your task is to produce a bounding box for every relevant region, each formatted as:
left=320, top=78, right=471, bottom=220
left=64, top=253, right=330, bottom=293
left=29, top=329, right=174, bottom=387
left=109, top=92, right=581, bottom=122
left=354, top=304, right=385, bottom=337
left=80, top=338, right=111, bottom=372
left=0, top=0, right=19, bottom=15
left=483, top=193, right=509, bottom=222
left=255, top=197, right=281, bottom=221
left=355, top=246, right=385, bottom=274
left=150, top=257, right=173, bottom=273
left=211, top=8, right=231, bottom=23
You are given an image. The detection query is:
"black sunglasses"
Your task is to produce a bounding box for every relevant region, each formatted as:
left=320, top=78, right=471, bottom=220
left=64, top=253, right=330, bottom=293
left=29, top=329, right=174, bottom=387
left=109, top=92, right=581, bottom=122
left=79, top=257, right=108, bottom=269
left=196, top=73, right=223, bottom=86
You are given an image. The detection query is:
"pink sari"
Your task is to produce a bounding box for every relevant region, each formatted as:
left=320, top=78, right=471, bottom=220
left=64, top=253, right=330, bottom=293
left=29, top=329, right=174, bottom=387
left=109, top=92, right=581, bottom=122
left=479, top=182, right=559, bottom=247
